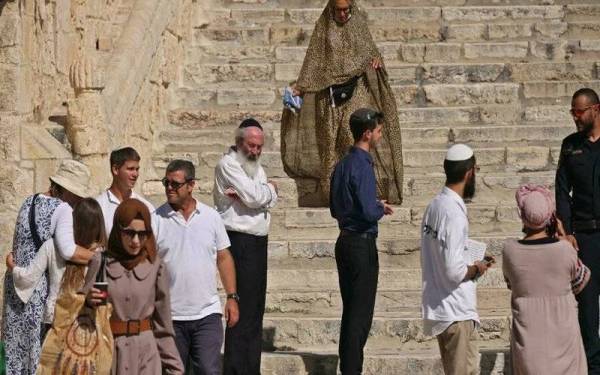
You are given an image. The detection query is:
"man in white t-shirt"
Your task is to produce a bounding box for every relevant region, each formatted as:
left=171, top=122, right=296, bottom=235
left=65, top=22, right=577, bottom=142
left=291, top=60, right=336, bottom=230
left=420, top=144, right=494, bottom=375
left=95, top=147, right=155, bottom=234
left=153, top=159, right=239, bottom=375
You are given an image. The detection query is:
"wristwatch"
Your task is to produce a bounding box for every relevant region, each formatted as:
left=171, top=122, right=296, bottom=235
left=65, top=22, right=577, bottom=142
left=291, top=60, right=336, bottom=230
left=227, top=293, right=240, bottom=302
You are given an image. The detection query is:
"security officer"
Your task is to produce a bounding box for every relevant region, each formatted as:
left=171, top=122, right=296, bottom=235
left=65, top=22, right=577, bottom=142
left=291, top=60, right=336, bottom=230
left=556, top=87, right=600, bottom=373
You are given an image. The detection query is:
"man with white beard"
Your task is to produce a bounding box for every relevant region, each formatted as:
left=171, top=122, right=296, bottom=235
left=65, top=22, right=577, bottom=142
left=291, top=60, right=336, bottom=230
left=214, top=118, right=278, bottom=375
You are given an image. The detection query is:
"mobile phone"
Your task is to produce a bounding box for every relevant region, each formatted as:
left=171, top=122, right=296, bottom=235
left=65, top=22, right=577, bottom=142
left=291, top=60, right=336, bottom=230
left=93, top=281, right=108, bottom=305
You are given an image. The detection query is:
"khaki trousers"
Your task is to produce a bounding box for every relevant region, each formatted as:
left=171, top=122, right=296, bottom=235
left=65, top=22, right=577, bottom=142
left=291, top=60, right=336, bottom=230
left=437, top=320, right=478, bottom=375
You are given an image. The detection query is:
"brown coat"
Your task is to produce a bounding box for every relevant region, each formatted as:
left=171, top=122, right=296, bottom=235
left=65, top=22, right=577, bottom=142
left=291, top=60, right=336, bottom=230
left=86, top=254, right=184, bottom=374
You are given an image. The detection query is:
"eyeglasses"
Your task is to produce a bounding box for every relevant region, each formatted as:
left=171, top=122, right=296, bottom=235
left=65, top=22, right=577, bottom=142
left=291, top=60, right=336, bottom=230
left=334, top=5, right=352, bottom=15
left=161, top=177, right=191, bottom=190
left=120, top=228, right=151, bottom=241
left=570, top=104, right=597, bottom=117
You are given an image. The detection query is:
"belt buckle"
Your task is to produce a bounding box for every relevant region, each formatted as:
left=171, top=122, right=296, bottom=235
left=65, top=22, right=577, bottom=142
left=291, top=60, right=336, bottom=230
left=126, top=319, right=141, bottom=335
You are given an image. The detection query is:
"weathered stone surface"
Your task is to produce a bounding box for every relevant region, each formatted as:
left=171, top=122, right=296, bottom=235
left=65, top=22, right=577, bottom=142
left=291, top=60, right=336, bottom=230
left=21, top=126, right=71, bottom=160
left=568, top=22, right=600, bottom=39
left=509, top=62, right=595, bottom=82
left=217, top=88, right=276, bottom=107
left=444, top=24, right=486, bottom=42
left=523, top=81, right=600, bottom=100
left=424, top=43, right=462, bottom=63
left=275, top=46, right=307, bottom=62
left=185, top=63, right=272, bottom=85
left=464, top=42, right=529, bottom=60
left=443, top=6, right=563, bottom=23
left=488, top=23, right=532, bottom=40
left=524, top=105, right=572, bottom=123
left=424, top=83, right=519, bottom=106
left=230, top=9, right=285, bottom=25
left=422, top=63, right=506, bottom=84
left=506, top=146, right=550, bottom=171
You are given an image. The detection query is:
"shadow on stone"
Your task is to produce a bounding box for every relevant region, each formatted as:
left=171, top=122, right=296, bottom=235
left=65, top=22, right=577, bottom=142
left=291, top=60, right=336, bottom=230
left=480, top=348, right=511, bottom=375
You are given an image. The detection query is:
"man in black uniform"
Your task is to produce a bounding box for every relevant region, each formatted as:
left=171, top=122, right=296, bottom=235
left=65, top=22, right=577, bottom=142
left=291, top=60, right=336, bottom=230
left=556, top=88, right=600, bottom=373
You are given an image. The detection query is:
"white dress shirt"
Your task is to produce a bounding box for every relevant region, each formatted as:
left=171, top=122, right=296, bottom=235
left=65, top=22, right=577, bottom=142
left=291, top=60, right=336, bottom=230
left=213, top=147, right=278, bottom=236
left=13, top=239, right=66, bottom=324
left=421, top=187, right=479, bottom=336
left=152, top=199, right=231, bottom=321
left=96, top=189, right=155, bottom=235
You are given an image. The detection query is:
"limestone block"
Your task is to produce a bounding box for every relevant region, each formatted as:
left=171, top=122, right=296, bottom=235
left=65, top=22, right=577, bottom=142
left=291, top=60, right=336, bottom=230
left=230, top=9, right=285, bottom=25
left=403, top=148, right=505, bottom=168
left=275, top=46, right=307, bottom=62
left=398, top=107, right=478, bottom=124
left=0, top=7, right=19, bottom=48
left=424, top=43, right=462, bottom=63
left=402, top=127, right=449, bottom=145
left=267, top=241, right=288, bottom=260
left=270, top=26, right=312, bottom=45
left=524, top=105, right=572, bottom=123
left=275, top=63, right=301, bottom=82
left=386, top=64, right=418, bottom=84
left=195, top=28, right=242, bottom=43
left=509, top=62, right=594, bottom=82
left=21, top=126, right=71, bottom=160
left=0, top=65, right=18, bottom=112
left=479, top=105, right=523, bottom=124
left=217, top=88, right=276, bottom=107
left=380, top=207, right=412, bottom=224
left=289, top=241, right=335, bottom=259
left=0, top=121, right=20, bottom=162
left=185, top=63, right=272, bottom=85
left=566, top=5, right=600, bottom=22
left=0, top=45, right=20, bottom=66
left=444, top=24, right=487, bottom=42
left=34, top=159, right=62, bottom=193
left=190, top=45, right=274, bottom=61
left=534, top=21, right=568, bottom=39
left=523, top=81, right=600, bottom=100
left=488, top=23, right=532, bottom=40
left=550, top=147, right=562, bottom=166
left=377, top=43, right=401, bottom=62
left=0, top=163, right=34, bottom=214
left=391, top=85, right=419, bottom=105
left=496, top=206, right=520, bottom=223
left=468, top=206, right=496, bottom=224
left=529, top=41, right=568, bottom=60
left=243, top=28, right=271, bottom=44
left=367, top=7, right=441, bottom=24
left=579, top=40, right=600, bottom=52
left=464, top=42, right=529, bottom=60
left=284, top=209, right=337, bottom=229
left=287, top=9, right=322, bottom=25
left=168, top=109, right=281, bottom=129
left=193, top=9, right=231, bottom=28
left=178, top=88, right=217, bottom=107
left=453, top=125, right=570, bottom=144
left=443, top=6, right=563, bottom=23
left=424, top=83, right=519, bottom=106
left=506, top=146, right=550, bottom=171
left=422, top=63, right=506, bottom=84
left=69, top=56, right=104, bottom=95
left=568, top=22, right=600, bottom=39
left=371, top=23, right=441, bottom=43
left=400, top=44, right=425, bottom=63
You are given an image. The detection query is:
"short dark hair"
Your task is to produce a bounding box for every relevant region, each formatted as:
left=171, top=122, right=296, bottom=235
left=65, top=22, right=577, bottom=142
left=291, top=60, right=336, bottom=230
left=350, top=118, right=382, bottom=142
left=444, top=156, right=476, bottom=184
left=166, top=159, right=195, bottom=181
left=110, top=147, right=140, bottom=169
left=573, top=88, right=600, bottom=105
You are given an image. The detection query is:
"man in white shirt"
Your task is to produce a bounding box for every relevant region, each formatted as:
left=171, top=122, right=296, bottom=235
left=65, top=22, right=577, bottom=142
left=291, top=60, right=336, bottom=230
left=420, top=144, right=494, bottom=375
left=153, top=159, right=239, bottom=375
left=95, top=147, right=155, bottom=234
left=213, top=118, right=278, bottom=375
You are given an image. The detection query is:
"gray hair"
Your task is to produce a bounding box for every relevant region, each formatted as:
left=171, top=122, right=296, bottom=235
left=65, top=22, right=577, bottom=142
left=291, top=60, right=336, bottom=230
left=234, top=126, right=263, bottom=145
left=166, top=159, right=195, bottom=180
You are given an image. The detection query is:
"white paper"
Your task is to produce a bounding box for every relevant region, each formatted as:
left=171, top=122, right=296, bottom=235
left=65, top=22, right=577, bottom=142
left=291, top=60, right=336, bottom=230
left=465, top=239, right=487, bottom=265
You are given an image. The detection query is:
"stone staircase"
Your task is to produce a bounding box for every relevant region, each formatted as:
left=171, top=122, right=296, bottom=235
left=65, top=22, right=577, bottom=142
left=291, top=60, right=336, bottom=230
left=146, top=0, right=600, bottom=373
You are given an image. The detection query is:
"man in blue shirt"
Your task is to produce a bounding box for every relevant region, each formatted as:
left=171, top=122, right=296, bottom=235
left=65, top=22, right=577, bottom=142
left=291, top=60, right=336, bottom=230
left=330, top=108, right=394, bottom=374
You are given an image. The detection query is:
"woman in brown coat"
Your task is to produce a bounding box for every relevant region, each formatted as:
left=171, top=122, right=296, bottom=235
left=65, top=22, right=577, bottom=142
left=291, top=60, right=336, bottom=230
left=87, top=198, right=184, bottom=374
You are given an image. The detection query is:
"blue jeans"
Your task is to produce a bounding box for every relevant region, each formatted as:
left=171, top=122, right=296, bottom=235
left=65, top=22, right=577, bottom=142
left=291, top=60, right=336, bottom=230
left=173, top=313, right=224, bottom=375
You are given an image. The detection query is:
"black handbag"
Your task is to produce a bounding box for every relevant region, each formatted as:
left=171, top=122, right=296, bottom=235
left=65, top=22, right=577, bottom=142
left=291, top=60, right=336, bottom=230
left=329, top=75, right=360, bottom=107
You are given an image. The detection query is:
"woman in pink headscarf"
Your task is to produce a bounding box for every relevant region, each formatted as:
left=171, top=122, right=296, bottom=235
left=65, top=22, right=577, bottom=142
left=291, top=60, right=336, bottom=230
left=503, top=184, right=589, bottom=375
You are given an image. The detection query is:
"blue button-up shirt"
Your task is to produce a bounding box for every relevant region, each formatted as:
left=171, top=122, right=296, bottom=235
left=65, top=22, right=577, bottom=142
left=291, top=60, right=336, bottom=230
left=330, top=147, right=385, bottom=234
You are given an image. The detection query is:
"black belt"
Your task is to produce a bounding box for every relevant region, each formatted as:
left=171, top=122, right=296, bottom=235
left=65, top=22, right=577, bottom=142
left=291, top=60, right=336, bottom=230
left=573, top=220, right=600, bottom=232
left=339, top=230, right=377, bottom=239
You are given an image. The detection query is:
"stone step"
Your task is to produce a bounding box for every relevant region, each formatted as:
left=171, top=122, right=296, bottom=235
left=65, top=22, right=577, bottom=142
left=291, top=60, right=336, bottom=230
left=264, top=268, right=506, bottom=291
left=260, top=348, right=510, bottom=375
left=261, top=314, right=510, bottom=351
left=264, top=288, right=511, bottom=315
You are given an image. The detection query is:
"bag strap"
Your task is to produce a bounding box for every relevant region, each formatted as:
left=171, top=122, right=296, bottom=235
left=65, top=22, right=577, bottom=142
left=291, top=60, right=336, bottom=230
left=95, top=251, right=107, bottom=282
left=28, top=194, right=44, bottom=251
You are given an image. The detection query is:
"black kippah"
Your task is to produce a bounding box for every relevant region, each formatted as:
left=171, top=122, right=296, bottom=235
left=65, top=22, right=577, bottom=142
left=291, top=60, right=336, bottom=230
left=239, top=118, right=263, bottom=130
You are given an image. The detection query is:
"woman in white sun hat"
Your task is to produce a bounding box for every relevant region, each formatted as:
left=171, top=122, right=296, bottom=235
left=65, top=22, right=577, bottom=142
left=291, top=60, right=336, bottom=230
left=1, top=159, right=99, bottom=375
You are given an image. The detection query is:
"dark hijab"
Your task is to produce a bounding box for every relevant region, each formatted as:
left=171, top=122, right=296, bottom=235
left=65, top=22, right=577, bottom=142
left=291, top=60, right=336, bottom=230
left=107, top=198, right=156, bottom=270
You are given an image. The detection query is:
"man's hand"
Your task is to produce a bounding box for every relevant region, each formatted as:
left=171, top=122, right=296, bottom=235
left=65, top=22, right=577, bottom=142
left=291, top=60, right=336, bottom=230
left=224, top=299, right=239, bottom=328
left=268, top=180, right=279, bottom=195
left=224, top=187, right=240, bottom=201
left=371, top=57, right=383, bottom=70
left=381, top=200, right=394, bottom=215
left=484, top=254, right=496, bottom=267
left=473, top=260, right=490, bottom=277
left=5, top=253, right=15, bottom=271
left=563, top=234, right=579, bottom=251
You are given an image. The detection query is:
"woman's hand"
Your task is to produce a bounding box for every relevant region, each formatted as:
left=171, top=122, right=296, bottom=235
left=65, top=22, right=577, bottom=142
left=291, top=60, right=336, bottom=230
left=371, top=57, right=382, bottom=69
left=5, top=253, right=15, bottom=271
left=86, top=287, right=105, bottom=307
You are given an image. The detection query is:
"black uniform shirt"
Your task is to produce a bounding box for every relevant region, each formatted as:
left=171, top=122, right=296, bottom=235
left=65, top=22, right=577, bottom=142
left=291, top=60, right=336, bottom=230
left=556, top=131, right=600, bottom=234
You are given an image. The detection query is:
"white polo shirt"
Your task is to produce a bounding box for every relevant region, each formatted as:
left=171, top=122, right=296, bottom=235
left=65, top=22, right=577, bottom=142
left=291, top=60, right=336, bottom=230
left=152, top=199, right=231, bottom=321
left=96, top=189, right=155, bottom=234
left=421, top=187, right=479, bottom=336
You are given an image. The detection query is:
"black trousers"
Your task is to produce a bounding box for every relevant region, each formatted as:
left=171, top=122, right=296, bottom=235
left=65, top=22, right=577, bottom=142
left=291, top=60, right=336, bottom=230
left=335, top=232, right=379, bottom=375
left=223, top=231, right=268, bottom=375
left=576, top=231, right=600, bottom=374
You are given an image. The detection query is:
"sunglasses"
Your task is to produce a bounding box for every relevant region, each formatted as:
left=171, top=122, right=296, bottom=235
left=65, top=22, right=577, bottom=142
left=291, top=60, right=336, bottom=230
left=570, top=104, right=597, bottom=117
left=120, top=228, right=151, bottom=241
left=161, top=177, right=191, bottom=190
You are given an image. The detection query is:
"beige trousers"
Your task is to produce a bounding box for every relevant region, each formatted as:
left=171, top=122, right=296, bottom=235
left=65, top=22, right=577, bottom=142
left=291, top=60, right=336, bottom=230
left=437, top=320, right=478, bottom=375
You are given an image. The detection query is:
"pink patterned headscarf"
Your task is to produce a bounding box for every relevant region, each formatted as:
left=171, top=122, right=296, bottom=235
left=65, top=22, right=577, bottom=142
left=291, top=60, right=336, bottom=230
left=515, top=184, right=555, bottom=230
